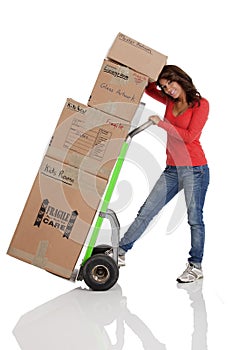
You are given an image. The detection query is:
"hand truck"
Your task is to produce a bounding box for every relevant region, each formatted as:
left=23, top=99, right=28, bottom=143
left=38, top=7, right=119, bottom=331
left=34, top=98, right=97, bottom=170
left=73, top=119, right=153, bottom=291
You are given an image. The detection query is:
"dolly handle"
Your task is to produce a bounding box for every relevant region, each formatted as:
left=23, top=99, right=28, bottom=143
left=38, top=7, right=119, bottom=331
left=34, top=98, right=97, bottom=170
left=126, top=119, right=153, bottom=141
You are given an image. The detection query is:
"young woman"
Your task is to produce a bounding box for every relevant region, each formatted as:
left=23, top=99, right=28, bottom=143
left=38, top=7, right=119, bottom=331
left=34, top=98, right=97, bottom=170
left=108, top=65, right=210, bottom=283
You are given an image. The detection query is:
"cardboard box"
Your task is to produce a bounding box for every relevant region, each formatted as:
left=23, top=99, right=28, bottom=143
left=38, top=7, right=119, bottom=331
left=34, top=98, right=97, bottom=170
left=7, top=156, right=107, bottom=279
left=46, top=98, right=131, bottom=180
left=88, top=59, right=148, bottom=121
left=107, top=33, right=167, bottom=81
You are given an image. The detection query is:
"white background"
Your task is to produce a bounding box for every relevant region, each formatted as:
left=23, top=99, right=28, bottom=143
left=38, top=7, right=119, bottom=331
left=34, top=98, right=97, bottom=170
left=1, top=1, right=232, bottom=349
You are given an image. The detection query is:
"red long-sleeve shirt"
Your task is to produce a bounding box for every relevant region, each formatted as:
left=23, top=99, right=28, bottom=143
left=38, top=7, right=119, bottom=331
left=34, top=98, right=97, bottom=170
left=145, top=82, right=209, bottom=166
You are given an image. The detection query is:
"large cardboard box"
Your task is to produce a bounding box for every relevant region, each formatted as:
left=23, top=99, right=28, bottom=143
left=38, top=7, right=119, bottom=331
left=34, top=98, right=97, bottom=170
left=46, top=98, right=131, bottom=180
left=88, top=59, right=148, bottom=121
left=107, top=33, right=167, bottom=81
left=7, top=156, right=107, bottom=279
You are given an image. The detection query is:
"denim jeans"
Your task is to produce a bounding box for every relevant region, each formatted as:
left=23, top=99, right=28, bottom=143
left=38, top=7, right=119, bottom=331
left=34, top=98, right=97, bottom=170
left=119, top=165, right=210, bottom=265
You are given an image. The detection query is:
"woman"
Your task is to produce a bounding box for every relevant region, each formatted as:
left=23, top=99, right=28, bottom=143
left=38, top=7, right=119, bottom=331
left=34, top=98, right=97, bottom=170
left=108, top=65, right=210, bottom=283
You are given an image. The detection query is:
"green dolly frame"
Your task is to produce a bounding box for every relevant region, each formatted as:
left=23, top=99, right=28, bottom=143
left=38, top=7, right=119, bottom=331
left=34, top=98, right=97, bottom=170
left=75, top=119, right=153, bottom=291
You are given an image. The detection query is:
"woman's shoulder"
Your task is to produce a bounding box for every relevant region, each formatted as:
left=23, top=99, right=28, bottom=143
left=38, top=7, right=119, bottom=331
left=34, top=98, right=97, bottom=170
left=200, top=97, right=209, bottom=105
left=191, top=97, right=209, bottom=118
left=193, top=97, right=209, bottom=109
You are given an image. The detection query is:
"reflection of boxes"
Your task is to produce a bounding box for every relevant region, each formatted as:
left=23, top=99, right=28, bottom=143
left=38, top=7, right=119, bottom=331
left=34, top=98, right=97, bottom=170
left=107, top=33, right=167, bottom=80
left=46, top=98, right=130, bottom=180
left=88, top=59, right=148, bottom=122
left=7, top=156, right=107, bottom=279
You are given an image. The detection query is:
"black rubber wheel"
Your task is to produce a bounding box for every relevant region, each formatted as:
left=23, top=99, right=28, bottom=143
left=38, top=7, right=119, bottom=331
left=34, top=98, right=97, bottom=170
left=83, top=254, right=119, bottom=291
left=92, top=244, right=112, bottom=255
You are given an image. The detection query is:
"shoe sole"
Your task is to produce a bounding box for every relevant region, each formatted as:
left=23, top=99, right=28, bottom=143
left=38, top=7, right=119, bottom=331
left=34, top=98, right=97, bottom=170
left=176, top=275, right=203, bottom=283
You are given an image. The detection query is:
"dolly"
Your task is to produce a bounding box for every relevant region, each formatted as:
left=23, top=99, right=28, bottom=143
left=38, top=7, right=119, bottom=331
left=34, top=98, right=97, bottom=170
left=72, top=119, right=153, bottom=291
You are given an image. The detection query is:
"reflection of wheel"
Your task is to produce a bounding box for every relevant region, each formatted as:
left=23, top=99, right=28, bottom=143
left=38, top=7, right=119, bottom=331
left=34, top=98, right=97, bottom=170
left=83, top=254, right=119, bottom=291
left=92, top=244, right=111, bottom=255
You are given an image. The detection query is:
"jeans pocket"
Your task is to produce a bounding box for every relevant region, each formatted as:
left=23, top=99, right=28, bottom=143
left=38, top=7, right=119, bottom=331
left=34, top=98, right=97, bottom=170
left=193, top=165, right=208, bottom=175
left=193, top=167, right=204, bottom=175
left=193, top=165, right=210, bottom=186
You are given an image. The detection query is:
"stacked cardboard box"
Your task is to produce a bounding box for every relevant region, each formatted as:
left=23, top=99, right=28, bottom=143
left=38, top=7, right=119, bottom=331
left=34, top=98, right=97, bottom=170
left=7, top=157, right=108, bottom=279
left=7, top=33, right=167, bottom=279
left=7, top=101, right=130, bottom=279
left=88, top=59, right=148, bottom=121
left=46, top=99, right=131, bottom=180
left=107, top=32, right=167, bottom=80
left=88, top=32, right=167, bottom=118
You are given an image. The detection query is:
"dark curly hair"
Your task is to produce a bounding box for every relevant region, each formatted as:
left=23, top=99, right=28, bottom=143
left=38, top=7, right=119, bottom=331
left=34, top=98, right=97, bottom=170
left=157, top=65, right=202, bottom=106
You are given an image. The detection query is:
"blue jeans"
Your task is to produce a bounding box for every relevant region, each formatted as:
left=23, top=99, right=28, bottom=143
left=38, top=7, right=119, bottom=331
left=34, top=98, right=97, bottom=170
left=119, top=165, right=210, bottom=265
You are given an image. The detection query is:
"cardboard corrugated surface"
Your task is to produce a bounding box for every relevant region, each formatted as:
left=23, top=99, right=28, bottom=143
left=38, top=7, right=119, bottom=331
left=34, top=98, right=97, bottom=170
left=88, top=59, right=148, bottom=121
left=107, top=32, right=167, bottom=80
left=7, top=156, right=107, bottom=278
left=46, top=98, right=130, bottom=180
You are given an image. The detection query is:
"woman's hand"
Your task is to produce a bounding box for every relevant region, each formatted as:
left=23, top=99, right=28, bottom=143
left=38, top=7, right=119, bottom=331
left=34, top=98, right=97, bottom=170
left=149, top=115, right=161, bottom=125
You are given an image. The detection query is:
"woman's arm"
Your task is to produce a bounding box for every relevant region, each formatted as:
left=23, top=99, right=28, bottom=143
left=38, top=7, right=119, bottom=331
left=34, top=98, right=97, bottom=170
left=145, top=81, right=167, bottom=104
left=158, top=99, right=209, bottom=143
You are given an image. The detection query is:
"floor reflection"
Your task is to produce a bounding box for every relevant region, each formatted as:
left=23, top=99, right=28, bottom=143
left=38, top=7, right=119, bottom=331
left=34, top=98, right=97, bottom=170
left=13, top=284, right=166, bottom=350
left=14, top=280, right=208, bottom=350
left=177, top=279, right=208, bottom=349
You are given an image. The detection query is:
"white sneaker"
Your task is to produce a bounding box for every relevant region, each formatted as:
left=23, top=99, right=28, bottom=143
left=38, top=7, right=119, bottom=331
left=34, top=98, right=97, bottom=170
left=177, top=263, right=203, bottom=283
left=105, top=248, right=125, bottom=267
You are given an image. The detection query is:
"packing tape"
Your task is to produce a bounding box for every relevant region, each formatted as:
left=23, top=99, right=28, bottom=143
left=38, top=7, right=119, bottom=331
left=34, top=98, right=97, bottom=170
left=32, top=240, right=49, bottom=268
left=7, top=245, right=73, bottom=279
left=7, top=247, right=33, bottom=262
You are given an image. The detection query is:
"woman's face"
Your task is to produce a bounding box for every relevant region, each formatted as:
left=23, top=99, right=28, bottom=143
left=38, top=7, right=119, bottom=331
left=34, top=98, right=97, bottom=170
left=159, top=79, right=185, bottom=100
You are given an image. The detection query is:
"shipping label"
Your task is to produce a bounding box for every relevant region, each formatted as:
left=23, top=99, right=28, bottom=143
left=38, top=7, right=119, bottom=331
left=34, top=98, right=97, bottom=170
left=64, top=118, right=112, bottom=160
